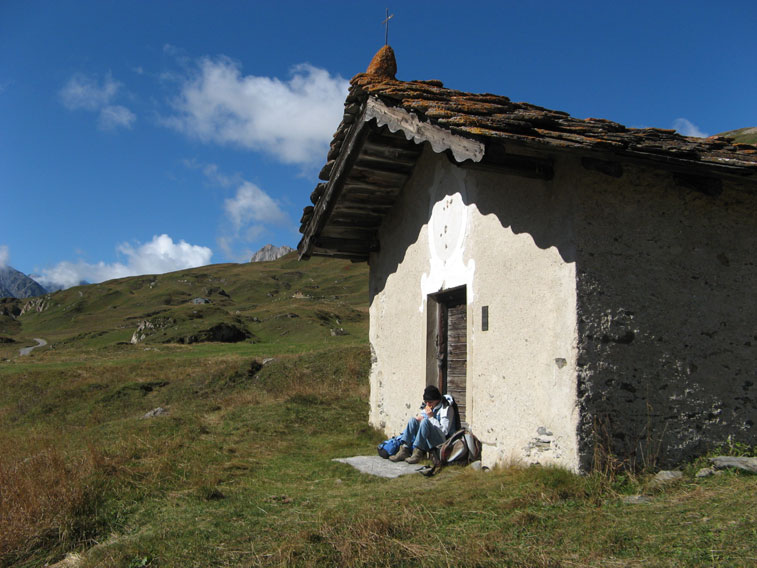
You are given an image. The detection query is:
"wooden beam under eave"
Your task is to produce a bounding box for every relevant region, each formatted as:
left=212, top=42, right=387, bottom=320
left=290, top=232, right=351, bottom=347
left=349, top=165, right=409, bottom=185
left=309, top=248, right=369, bottom=261
left=320, top=225, right=378, bottom=240
left=332, top=202, right=394, bottom=216
left=361, top=140, right=423, bottom=163
left=339, top=193, right=397, bottom=208
left=355, top=155, right=416, bottom=173
left=312, top=236, right=379, bottom=253
left=365, top=130, right=426, bottom=152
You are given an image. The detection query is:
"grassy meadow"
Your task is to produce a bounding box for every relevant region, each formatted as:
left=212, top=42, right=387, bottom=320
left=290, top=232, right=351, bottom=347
left=1, top=255, right=756, bottom=567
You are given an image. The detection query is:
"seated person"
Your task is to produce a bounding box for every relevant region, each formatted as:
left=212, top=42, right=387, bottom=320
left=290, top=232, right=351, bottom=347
left=390, top=385, right=453, bottom=464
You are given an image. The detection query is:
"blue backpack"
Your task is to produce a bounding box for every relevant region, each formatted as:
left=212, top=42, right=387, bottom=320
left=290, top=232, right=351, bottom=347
left=377, top=435, right=402, bottom=459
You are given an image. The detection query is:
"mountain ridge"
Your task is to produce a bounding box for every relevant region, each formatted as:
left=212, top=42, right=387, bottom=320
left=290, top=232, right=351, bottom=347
left=0, top=266, right=47, bottom=299
left=250, top=244, right=294, bottom=262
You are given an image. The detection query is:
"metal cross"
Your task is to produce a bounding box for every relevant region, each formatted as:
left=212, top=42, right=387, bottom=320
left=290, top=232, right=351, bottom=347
left=382, top=9, right=394, bottom=45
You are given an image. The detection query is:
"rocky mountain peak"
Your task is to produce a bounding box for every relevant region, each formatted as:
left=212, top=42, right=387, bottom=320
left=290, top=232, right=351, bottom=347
left=0, top=266, right=48, bottom=299
left=250, top=244, right=294, bottom=263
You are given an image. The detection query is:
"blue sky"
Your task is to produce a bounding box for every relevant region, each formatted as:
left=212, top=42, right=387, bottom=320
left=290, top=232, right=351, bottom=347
left=1, top=1, right=755, bottom=289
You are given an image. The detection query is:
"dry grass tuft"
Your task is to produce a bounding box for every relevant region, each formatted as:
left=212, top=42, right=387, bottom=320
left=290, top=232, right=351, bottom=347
left=0, top=439, right=108, bottom=565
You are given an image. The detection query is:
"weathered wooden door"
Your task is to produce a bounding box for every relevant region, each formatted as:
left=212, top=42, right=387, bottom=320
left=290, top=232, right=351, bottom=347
left=434, top=287, right=467, bottom=423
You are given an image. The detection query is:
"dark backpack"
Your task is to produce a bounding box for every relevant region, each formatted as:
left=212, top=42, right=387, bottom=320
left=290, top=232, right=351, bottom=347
left=442, top=394, right=461, bottom=434
left=422, top=429, right=482, bottom=476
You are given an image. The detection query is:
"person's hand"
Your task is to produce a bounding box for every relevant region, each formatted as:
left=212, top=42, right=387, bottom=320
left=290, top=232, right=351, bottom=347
left=424, top=404, right=434, bottom=417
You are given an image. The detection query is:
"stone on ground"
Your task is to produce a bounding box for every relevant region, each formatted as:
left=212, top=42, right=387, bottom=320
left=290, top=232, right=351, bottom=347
left=710, top=456, right=757, bottom=474
left=333, top=455, right=428, bottom=478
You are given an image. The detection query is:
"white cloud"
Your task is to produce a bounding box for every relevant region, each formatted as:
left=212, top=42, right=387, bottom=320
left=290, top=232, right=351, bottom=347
left=213, top=175, right=291, bottom=262
left=36, top=234, right=212, bottom=290
left=60, top=73, right=119, bottom=111
left=673, top=118, right=708, bottom=138
left=165, top=57, right=349, bottom=165
left=224, top=181, right=287, bottom=230
left=116, top=234, right=212, bottom=274
left=183, top=161, right=291, bottom=262
left=60, top=73, right=135, bottom=130
left=0, top=245, right=9, bottom=268
left=98, top=105, right=136, bottom=130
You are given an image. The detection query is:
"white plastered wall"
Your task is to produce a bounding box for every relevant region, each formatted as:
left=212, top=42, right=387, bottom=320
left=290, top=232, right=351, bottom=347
left=368, top=148, right=580, bottom=471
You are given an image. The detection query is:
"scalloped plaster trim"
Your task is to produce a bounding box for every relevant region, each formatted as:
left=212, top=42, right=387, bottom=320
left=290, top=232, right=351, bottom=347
left=364, top=97, right=485, bottom=163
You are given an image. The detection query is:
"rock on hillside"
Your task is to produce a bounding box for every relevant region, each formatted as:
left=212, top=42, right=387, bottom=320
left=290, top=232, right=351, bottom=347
left=0, top=266, right=48, bottom=298
left=250, top=244, right=294, bottom=262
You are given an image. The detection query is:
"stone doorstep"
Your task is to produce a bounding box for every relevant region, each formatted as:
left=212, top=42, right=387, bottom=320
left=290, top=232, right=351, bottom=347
left=333, top=455, right=430, bottom=478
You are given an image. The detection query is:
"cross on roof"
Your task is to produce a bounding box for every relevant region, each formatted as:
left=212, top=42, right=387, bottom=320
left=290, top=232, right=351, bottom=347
left=382, top=9, right=394, bottom=46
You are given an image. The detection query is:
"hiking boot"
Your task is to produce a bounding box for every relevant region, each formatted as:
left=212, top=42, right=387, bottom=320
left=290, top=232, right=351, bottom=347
left=389, top=445, right=412, bottom=462
left=405, top=448, right=427, bottom=464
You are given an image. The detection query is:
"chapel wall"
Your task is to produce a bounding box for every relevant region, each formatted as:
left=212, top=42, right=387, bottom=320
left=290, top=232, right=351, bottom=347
left=572, top=162, right=757, bottom=470
left=368, top=148, right=581, bottom=470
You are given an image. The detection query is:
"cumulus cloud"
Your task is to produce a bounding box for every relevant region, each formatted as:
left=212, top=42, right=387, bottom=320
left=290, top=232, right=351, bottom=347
left=165, top=57, right=349, bottom=165
left=0, top=245, right=9, bottom=268
left=673, top=118, right=708, bottom=138
left=182, top=161, right=291, bottom=261
left=224, top=181, right=287, bottom=230
left=59, top=73, right=135, bottom=130
left=215, top=180, right=290, bottom=262
left=36, top=234, right=212, bottom=290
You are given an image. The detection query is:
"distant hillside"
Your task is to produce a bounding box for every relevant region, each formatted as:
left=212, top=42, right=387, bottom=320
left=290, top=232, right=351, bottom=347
left=250, top=244, right=294, bottom=262
left=715, top=127, right=757, bottom=145
left=0, top=266, right=47, bottom=299
left=0, top=254, right=368, bottom=352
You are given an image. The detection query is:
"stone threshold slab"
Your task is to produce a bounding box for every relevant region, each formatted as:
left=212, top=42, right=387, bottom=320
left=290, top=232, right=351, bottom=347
left=333, top=455, right=430, bottom=478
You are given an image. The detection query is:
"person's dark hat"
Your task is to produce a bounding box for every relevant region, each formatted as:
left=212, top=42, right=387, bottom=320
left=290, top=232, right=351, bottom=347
left=423, top=385, right=442, bottom=402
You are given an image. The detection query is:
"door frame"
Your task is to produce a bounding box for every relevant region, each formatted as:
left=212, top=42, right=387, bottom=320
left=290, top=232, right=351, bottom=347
left=426, top=285, right=467, bottom=420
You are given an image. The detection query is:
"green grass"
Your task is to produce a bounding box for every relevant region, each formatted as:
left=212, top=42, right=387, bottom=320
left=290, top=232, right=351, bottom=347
left=714, top=126, right=757, bottom=145
left=2, top=257, right=756, bottom=566
left=2, top=341, right=756, bottom=567
left=0, top=253, right=369, bottom=359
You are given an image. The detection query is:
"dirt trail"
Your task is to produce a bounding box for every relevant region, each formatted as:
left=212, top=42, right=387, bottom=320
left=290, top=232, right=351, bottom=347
left=19, top=338, right=47, bottom=356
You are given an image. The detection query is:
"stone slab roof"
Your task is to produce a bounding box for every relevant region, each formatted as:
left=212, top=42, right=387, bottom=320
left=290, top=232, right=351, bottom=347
left=298, top=46, right=757, bottom=261
left=347, top=75, right=757, bottom=170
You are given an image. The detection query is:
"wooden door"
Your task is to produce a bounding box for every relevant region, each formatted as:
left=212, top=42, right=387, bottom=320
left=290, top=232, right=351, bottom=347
left=435, top=287, right=467, bottom=423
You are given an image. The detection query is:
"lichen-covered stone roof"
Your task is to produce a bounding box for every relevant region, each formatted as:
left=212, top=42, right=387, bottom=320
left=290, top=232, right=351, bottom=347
left=346, top=75, right=757, bottom=169
left=298, top=46, right=757, bottom=258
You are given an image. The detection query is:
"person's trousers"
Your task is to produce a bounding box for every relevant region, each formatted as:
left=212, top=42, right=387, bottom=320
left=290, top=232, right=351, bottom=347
left=400, top=417, right=446, bottom=451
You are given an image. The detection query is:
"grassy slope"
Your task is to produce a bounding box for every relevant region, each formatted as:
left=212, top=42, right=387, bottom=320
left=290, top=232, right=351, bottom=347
left=0, top=253, right=369, bottom=357
left=1, top=256, right=756, bottom=567
left=714, top=126, right=757, bottom=145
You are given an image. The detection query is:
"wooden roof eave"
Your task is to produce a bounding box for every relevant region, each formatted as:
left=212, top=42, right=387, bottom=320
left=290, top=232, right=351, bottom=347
left=298, top=98, right=486, bottom=261
left=298, top=104, right=374, bottom=260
